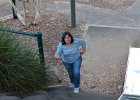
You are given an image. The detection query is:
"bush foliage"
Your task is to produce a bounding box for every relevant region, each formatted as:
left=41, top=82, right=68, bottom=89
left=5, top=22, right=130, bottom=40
left=0, top=31, right=46, bottom=95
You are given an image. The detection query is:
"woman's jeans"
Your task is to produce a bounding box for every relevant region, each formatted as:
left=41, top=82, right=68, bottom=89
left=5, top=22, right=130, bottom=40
left=62, top=56, right=82, bottom=88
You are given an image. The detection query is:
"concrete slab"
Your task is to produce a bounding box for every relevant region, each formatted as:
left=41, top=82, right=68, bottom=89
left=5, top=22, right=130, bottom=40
left=84, top=26, right=140, bottom=73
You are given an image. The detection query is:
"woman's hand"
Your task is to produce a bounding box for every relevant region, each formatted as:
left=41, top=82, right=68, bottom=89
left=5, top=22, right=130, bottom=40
left=80, top=47, right=86, bottom=55
left=54, top=56, right=61, bottom=60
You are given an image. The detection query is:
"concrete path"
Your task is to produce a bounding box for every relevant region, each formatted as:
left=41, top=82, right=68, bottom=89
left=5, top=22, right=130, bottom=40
left=43, top=0, right=140, bottom=29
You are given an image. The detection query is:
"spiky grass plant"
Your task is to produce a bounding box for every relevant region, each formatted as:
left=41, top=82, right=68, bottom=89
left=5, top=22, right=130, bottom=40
left=0, top=31, right=46, bottom=95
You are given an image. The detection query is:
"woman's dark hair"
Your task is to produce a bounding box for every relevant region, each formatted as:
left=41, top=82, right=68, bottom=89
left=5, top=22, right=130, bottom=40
left=61, top=31, right=74, bottom=45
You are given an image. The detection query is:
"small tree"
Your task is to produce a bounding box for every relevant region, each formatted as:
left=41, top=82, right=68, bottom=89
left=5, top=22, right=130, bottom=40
left=9, top=0, right=41, bottom=28
left=0, top=30, right=46, bottom=95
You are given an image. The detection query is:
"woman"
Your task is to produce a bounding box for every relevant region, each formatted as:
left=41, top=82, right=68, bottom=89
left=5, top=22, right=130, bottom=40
left=54, top=31, right=86, bottom=93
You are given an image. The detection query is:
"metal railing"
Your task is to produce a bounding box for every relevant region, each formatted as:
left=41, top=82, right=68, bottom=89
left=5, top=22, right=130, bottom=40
left=0, top=26, right=45, bottom=67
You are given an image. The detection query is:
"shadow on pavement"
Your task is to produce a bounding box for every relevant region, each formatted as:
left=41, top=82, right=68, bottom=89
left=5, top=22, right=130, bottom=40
left=46, top=86, right=119, bottom=100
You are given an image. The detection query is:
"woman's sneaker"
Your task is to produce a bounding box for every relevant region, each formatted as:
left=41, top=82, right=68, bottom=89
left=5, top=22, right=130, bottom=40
left=69, top=83, right=74, bottom=88
left=74, top=87, right=79, bottom=93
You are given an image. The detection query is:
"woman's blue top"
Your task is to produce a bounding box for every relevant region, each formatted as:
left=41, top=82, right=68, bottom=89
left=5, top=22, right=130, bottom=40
left=54, top=38, right=86, bottom=63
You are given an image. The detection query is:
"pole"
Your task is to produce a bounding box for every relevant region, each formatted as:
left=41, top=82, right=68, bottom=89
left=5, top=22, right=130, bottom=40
left=12, top=0, right=18, bottom=19
left=36, top=32, right=45, bottom=67
left=70, top=0, right=76, bottom=28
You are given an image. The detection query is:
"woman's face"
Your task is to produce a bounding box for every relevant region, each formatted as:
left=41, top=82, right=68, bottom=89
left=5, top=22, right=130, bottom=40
left=64, top=35, right=71, bottom=45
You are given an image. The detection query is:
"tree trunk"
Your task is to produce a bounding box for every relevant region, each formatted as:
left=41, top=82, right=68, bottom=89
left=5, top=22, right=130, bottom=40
left=22, top=1, right=28, bottom=28
left=9, top=0, right=25, bottom=25
left=33, top=0, right=41, bottom=24
left=12, top=0, right=18, bottom=19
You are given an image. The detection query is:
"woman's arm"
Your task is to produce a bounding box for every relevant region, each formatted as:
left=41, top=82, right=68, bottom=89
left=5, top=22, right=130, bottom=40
left=75, top=38, right=86, bottom=55
left=54, top=42, right=63, bottom=60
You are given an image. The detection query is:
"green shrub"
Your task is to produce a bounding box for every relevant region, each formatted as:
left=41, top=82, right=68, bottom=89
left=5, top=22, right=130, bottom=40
left=0, top=31, right=46, bottom=95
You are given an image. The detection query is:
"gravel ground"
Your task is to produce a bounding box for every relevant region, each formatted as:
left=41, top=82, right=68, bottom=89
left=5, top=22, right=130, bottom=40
left=0, top=0, right=136, bottom=95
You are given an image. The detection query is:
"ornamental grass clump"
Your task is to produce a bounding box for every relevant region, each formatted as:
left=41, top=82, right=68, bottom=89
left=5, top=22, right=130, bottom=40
left=0, top=31, right=46, bottom=95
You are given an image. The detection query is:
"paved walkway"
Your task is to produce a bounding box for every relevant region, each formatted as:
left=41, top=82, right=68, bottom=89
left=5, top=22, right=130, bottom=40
left=1, top=0, right=140, bottom=100
left=43, top=0, right=140, bottom=29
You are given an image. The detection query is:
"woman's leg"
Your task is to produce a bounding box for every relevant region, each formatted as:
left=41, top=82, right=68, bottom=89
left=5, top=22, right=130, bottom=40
left=62, top=62, right=74, bottom=84
left=73, top=56, right=82, bottom=88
